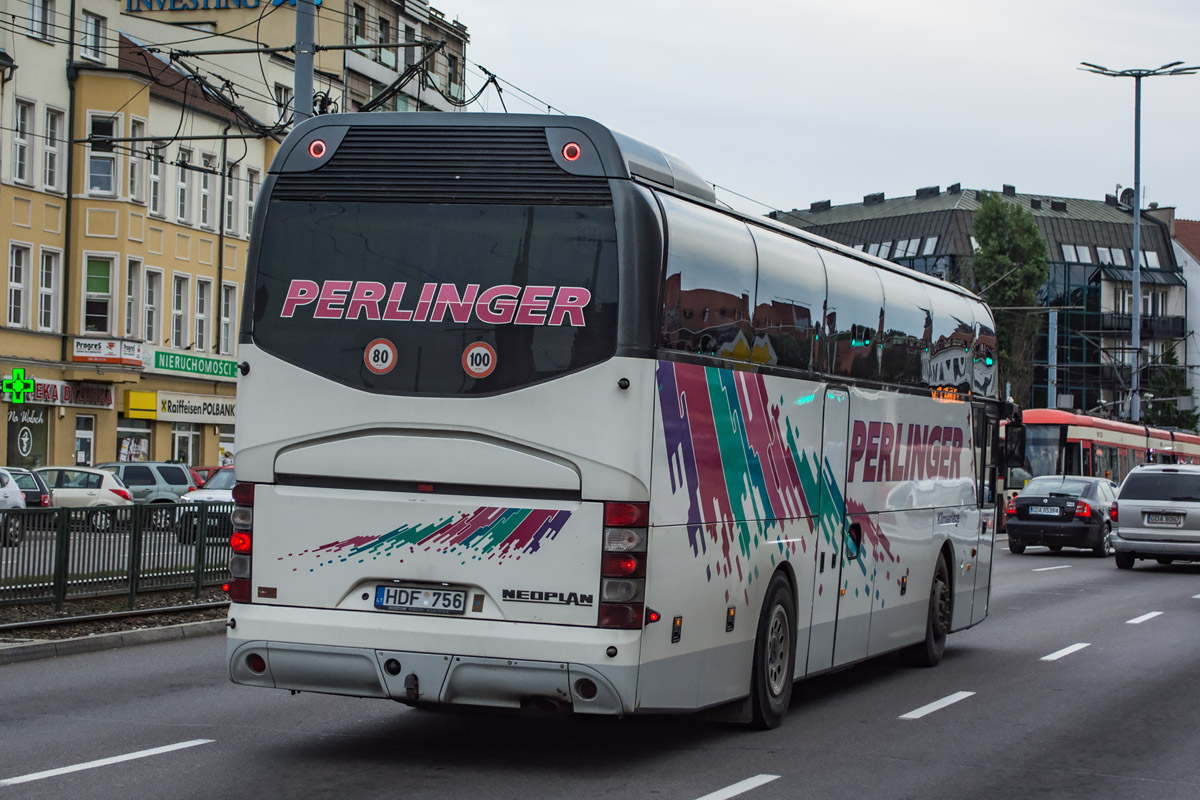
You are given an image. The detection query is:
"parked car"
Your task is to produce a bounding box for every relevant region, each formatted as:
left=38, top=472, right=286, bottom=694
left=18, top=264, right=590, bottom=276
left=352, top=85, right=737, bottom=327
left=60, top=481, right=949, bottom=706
left=176, top=467, right=235, bottom=543
left=0, top=467, right=27, bottom=546
left=1111, top=464, right=1200, bottom=569
left=1005, top=475, right=1118, bottom=557
left=34, top=466, right=133, bottom=531
left=4, top=466, right=53, bottom=509
left=96, top=461, right=197, bottom=529
left=193, top=465, right=225, bottom=487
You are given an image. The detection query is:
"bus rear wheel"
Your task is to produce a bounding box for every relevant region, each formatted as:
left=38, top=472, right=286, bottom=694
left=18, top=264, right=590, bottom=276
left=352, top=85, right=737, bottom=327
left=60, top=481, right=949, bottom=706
left=748, top=572, right=795, bottom=730
left=902, top=553, right=950, bottom=668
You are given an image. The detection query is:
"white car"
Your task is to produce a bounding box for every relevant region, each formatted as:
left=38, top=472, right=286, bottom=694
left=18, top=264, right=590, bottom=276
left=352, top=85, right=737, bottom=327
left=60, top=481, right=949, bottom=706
left=34, top=466, right=133, bottom=531
left=0, top=467, right=27, bottom=546
left=176, top=467, right=234, bottom=543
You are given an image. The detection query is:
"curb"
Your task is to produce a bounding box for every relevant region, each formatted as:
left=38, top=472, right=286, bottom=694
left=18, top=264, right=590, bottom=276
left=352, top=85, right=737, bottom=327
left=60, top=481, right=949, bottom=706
left=0, top=619, right=226, bottom=666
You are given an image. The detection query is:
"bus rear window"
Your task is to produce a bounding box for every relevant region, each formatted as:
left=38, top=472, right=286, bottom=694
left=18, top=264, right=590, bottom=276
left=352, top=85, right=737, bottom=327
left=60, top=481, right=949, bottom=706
left=250, top=201, right=619, bottom=395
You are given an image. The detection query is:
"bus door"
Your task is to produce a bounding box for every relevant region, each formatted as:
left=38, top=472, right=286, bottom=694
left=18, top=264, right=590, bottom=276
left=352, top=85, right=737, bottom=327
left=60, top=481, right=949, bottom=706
left=971, top=402, right=1001, bottom=626
left=806, top=387, right=853, bottom=674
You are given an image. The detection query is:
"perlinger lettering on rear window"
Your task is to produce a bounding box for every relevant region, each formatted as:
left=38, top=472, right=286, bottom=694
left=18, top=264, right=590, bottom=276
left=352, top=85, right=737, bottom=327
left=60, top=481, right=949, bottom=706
left=280, top=280, right=593, bottom=327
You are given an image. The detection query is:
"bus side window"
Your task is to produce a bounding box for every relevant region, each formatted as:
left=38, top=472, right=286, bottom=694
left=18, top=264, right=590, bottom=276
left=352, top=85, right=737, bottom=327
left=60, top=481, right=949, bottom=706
left=821, top=251, right=883, bottom=380
left=749, top=227, right=826, bottom=372
left=876, top=270, right=931, bottom=386
left=658, top=194, right=756, bottom=361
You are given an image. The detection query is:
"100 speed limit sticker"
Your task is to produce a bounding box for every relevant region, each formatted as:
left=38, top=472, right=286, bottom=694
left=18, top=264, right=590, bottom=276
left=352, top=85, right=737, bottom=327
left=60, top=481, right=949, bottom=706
left=462, top=342, right=497, bottom=379
left=364, top=338, right=397, bottom=375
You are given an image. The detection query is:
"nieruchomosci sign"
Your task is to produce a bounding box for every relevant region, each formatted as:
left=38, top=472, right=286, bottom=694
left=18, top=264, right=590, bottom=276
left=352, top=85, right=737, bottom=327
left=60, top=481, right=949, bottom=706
left=156, top=392, right=236, bottom=424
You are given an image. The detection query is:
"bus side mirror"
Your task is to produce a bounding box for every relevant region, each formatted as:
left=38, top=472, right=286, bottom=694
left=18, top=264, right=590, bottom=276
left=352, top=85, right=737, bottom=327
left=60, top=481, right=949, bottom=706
left=1004, top=422, right=1026, bottom=470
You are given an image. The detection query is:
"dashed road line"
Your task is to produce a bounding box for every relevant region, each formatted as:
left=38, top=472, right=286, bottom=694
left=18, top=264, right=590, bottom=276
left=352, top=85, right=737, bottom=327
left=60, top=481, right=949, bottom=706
left=695, top=774, right=780, bottom=800
left=1032, top=565, right=1071, bottom=572
left=0, top=739, right=214, bottom=787
left=1041, top=643, right=1090, bottom=661
left=899, top=691, right=975, bottom=720
left=1126, top=611, right=1163, bottom=624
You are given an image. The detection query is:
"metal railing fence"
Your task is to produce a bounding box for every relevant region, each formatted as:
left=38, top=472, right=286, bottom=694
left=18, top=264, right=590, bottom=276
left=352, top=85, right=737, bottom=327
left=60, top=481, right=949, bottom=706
left=0, top=503, right=232, bottom=611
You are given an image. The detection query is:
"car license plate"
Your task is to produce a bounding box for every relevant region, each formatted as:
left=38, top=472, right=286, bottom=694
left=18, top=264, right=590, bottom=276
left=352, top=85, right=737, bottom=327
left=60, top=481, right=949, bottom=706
left=1146, top=513, right=1183, bottom=525
left=375, top=585, right=467, bottom=615
left=1029, top=506, right=1059, bottom=516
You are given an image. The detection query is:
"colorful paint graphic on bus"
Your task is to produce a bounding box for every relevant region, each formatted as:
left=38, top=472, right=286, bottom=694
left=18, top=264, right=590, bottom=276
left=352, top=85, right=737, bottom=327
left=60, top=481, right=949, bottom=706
left=279, top=507, right=572, bottom=570
left=656, top=362, right=901, bottom=606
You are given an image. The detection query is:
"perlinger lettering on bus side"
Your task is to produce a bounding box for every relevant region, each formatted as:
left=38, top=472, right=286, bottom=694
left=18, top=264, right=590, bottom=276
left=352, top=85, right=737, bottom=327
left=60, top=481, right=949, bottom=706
left=280, top=280, right=593, bottom=326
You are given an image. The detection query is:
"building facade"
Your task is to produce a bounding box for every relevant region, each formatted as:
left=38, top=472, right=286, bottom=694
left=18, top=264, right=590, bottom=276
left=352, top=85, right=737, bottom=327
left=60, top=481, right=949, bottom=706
left=0, top=0, right=470, bottom=471
left=770, top=185, right=1187, bottom=417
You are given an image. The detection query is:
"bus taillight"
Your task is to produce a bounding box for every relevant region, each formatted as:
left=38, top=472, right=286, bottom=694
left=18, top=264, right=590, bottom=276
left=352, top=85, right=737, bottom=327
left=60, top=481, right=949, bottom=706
left=229, top=482, right=256, bottom=604
left=600, top=502, right=648, bottom=629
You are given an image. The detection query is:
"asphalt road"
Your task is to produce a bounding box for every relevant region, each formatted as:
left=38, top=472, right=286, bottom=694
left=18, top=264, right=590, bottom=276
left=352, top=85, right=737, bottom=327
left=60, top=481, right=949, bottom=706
left=3, top=542, right=1198, bottom=800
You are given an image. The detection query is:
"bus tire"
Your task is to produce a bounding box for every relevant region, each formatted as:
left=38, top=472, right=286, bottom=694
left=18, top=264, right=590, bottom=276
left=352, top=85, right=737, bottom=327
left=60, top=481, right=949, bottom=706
left=902, top=553, right=950, bottom=668
left=748, top=572, right=795, bottom=730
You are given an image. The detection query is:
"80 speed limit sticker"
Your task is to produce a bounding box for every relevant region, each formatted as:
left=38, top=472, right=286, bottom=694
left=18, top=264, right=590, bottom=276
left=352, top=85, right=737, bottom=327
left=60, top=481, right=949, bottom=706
left=462, top=342, right=497, bottom=379
left=364, top=338, right=397, bottom=375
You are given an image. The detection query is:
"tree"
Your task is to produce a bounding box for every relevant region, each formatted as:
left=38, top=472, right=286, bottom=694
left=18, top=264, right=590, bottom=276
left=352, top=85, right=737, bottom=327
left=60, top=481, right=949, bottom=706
left=1143, top=343, right=1199, bottom=431
left=971, top=192, right=1049, bottom=407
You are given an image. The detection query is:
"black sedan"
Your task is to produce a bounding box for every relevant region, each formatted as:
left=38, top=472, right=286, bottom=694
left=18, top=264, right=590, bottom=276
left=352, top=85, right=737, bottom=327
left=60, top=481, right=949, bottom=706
left=1005, top=475, right=1118, bottom=557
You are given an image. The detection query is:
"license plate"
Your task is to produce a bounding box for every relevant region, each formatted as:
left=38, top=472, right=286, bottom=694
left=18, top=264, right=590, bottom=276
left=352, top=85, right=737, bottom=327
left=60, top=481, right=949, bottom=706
left=375, top=585, right=467, bottom=615
left=1029, top=506, right=1059, bottom=516
left=1146, top=513, right=1183, bottom=525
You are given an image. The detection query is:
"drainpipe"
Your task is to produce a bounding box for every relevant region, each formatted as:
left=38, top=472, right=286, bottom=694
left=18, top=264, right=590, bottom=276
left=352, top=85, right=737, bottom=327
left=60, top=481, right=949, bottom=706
left=215, top=121, right=230, bottom=353
left=61, top=0, right=78, bottom=362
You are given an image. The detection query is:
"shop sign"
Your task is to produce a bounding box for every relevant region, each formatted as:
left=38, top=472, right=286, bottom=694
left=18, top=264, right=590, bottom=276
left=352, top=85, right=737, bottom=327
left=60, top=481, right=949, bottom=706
left=126, top=390, right=159, bottom=420
left=143, top=344, right=238, bottom=382
left=7, top=405, right=48, bottom=468
left=157, top=391, right=236, bottom=424
left=73, top=337, right=144, bottom=366
left=126, top=0, right=261, bottom=11
left=3, top=376, right=114, bottom=409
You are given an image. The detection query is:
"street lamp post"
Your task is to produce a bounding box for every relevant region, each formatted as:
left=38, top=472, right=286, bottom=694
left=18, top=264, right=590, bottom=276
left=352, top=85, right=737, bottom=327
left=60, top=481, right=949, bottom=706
left=1080, top=60, right=1197, bottom=423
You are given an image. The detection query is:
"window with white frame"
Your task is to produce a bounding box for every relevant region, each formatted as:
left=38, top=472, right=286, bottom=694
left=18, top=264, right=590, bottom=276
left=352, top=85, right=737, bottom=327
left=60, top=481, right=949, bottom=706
left=38, top=249, right=59, bottom=332
left=176, top=148, right=192, bottom=222
left=8, top=244, right=30, bottom=328
left=87, top=115, right=116, bottom=195
left=148, top=144, right=163, bottom=216
left=1061, top=244, right=1077, bottom=262
left=1140, top=250, right=1161, bottom=269
left=274, top=84, right=293, bottom=121
left=81, top=12, right=105, bottom=62
left=84, top=256, right=113, bottom=333
left=44, top=109, right=63, bottom=191
left=144, top=269, right=162, bottom=343
left=877, top=242, right=892, bottom=258
left=13, top=100, right=32, bottom=184
left=1097, top=247, right=1113, bottom=265
left=195, top=279, right=211, bottom=352
left=220, top=283, right=236, bottom=354
left=128, top=119, right=145, bottom=201
left=124, top=258, right=141, bottom=339
left=171, top=274, right=189, bottom=347
left=922, top=237, right=938, bottom=256
left=225, top=165, right=238, bottom=234
left=29, top=0, right=53, bottom=39
left=199, top=154, right=214, bottom=229
left=246, top=169, right=259, bottom=231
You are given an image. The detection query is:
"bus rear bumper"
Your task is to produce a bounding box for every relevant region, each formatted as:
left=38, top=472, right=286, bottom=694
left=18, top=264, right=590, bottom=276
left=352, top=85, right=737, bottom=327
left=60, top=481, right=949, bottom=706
left=226, top=605, right=639, bottom=715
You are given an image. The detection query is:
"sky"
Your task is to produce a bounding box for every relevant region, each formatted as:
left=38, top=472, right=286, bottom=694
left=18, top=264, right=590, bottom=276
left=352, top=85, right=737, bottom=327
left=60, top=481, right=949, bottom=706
left=439, top=0, right=1200, bottom=220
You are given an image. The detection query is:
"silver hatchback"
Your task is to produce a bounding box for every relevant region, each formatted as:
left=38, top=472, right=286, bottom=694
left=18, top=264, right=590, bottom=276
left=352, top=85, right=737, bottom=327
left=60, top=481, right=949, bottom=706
left=1111, top=464, right=1200, bottom=569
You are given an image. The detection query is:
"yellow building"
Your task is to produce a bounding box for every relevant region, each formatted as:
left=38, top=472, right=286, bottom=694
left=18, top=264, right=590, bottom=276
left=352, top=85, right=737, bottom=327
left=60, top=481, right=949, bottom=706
left=1, top=1, right=467, bottom=470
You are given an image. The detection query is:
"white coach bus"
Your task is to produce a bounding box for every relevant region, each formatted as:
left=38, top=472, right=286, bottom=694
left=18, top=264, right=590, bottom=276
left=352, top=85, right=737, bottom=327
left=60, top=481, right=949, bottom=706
left=226, top=113, right=1012, bottom=728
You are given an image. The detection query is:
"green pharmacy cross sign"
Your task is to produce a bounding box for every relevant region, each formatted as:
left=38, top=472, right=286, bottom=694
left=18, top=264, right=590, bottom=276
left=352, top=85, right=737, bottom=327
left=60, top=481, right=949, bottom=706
left=3, top=368, right=35, bottom=404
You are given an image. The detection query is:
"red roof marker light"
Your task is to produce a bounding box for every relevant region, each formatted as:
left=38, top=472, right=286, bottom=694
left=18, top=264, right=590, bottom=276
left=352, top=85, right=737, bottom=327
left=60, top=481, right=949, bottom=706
left=308, top=139, right=327, bottom=159
left=562, top=142, right=582, bottom=161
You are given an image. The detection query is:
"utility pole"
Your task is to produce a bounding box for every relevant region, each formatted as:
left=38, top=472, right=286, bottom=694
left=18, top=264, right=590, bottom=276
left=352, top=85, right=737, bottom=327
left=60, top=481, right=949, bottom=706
left=1080, top=60, right=1198, bottom=422
left=294, top=0, right=316, bottom=122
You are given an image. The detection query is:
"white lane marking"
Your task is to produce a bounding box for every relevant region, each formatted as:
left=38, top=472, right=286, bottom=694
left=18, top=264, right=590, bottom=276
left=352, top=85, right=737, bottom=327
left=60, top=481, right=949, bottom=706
left=695, top=774, right=780, bottom=800
left=1126, top=611, right=1163, bottom=624
left=1041, top=643, right=1090, bottom=661
left=1194, top=594, right=1200, bottom=600
left=899, top=691, right=975, bottom=720
left=0, top=739, right=214, bottom=787
left=1032, top=565, right=1071, bottom=572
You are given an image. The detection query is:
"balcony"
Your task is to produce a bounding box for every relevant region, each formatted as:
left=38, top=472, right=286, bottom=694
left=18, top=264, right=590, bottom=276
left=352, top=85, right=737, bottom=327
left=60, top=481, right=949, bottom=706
left=378, top=48, right=397, bottom=69
left=1099, top=313, right=1186, bottom=339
